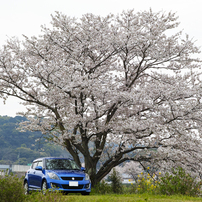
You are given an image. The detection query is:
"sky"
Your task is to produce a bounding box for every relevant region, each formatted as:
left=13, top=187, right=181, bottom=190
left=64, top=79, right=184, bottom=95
left=0, top=0, right=202, bottom=117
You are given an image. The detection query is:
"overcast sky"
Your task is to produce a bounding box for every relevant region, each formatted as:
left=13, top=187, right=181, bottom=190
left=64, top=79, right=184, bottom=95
left=1, top=0, right=202, bottom=117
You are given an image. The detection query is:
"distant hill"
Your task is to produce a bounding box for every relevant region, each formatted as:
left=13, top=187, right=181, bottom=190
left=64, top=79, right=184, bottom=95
left=0, top=116, right=70, bottom=165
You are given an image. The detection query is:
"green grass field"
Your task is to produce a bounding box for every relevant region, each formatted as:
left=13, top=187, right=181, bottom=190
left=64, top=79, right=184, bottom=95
left=64, top=194, right=202, bottom=202
left=26, top=193, right=202, bottom=202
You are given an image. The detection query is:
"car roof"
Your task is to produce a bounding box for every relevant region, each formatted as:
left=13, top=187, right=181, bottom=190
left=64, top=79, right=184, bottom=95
left=33, top=157, right=73, bottom=162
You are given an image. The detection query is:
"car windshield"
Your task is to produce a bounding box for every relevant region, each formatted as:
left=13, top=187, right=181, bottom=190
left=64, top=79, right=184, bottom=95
left=45, top=159, right=80, bottom=170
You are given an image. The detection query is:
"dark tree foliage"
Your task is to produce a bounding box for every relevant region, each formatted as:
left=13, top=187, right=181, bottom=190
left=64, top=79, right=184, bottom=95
left=0, top=116, right=69, bottom=165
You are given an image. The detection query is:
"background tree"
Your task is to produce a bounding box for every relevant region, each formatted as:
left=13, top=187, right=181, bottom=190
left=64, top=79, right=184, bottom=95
left=108, top=168, right=123, bottom=193
left=0, top=116, right=68, bottom=165
left=116, top=161, right=144, bottom=182
left=0, top=9, right=202, bottom=186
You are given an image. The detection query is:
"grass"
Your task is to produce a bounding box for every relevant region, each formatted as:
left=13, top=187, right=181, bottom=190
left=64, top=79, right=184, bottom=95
left=63, top=194, right=202, bottom=202
left=25, top=193, right=202, bottom=202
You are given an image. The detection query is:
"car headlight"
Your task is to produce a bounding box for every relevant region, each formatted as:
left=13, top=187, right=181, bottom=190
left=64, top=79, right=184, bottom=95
left=85, top=173, right=90, bottom=181
left=47, top=173, right=60, bottom=180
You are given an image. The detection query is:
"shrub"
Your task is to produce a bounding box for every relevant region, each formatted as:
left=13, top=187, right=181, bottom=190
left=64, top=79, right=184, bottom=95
left=158, top=167, right=202, bottom=196
left=108, top=168, right=123, bottom=194
left=0, top=173, right=63, bottom=202
left=134, top=169, right=159, bottom=194
left=91, top=180, right=112, bottom=194
left=0, top=173, right=25, bottom=202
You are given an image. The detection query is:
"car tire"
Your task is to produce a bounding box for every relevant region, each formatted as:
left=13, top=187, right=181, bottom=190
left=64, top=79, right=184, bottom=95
left=24, top=181, right=29, bottom=195
left=42, top=180, right=47, bottom=195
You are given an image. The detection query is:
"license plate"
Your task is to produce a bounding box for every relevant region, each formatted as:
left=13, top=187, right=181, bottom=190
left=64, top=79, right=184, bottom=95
left=69, top=181, right=78, bottom=186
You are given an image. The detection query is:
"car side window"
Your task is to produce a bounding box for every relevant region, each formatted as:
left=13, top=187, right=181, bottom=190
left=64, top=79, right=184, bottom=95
left=38, top=161, right=43, bottom=167
left=32, top=162, right=38, bottom=169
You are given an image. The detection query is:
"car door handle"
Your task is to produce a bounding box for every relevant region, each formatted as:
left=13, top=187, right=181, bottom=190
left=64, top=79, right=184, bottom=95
left=33, top=172, right=35, bottom=174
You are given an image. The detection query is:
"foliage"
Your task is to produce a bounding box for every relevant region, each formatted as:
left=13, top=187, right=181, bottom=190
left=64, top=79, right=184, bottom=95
left=92, top=169, right=123, bottom=194
left=0, top=173, right=202, bottom=202
left=108, top=168, right=123, bottom=194
left=0, top=174, right=25, bottom=202
left=123, top=167, right=202, bottom=197
left=91, top=180, right=112, bottom=194
left=0, top=116, right=70, bottom=165
left=1, top=9, right=202, bottom=186
left=0, top=173, right=62, bottom=202
left=134, top=168, right=159, bottom=194
left=158, top=167, right=202, bottom=197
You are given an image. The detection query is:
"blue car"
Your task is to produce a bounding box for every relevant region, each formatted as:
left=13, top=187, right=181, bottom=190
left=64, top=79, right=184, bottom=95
left=24, top=157, right=91, bottom=195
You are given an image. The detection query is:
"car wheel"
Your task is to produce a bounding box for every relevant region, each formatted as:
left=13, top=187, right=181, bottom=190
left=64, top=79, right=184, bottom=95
left=42, top=180, right=47, bottom=195
left=24, top=181, right=29, bottom=195
left=81, top=192, right=90, bottom=195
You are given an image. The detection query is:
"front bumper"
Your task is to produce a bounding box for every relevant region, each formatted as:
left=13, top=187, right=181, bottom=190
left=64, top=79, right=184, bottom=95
left=47, top=179, right=91, bottom=192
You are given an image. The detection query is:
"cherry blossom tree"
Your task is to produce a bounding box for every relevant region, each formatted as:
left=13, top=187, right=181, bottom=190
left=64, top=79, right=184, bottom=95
left=1, top=9, right=202, bottom=186
left=115, top=161, right=144, bottom=181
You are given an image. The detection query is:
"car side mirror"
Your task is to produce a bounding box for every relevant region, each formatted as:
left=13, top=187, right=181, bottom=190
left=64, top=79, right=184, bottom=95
left=35, top=166, right=42, bottom=171
left=81, top=167, right=85, bottom=171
